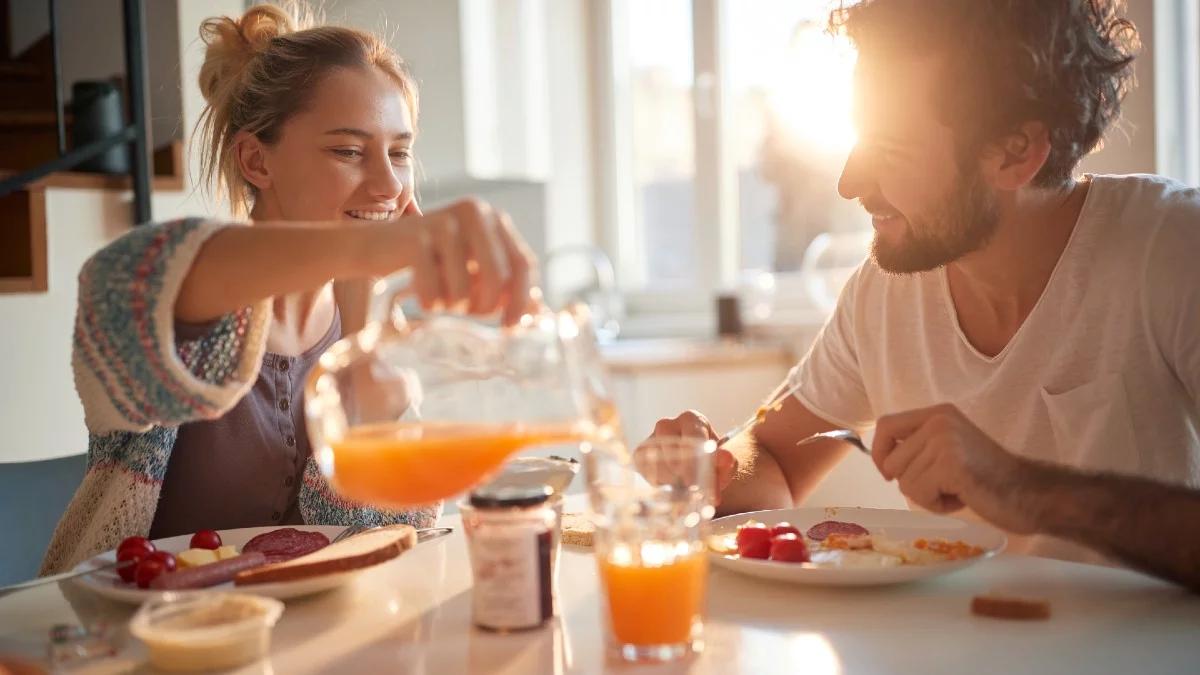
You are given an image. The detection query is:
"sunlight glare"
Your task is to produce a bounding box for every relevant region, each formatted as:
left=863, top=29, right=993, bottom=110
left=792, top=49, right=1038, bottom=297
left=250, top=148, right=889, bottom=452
left=767, top=24, right=858, bottom=157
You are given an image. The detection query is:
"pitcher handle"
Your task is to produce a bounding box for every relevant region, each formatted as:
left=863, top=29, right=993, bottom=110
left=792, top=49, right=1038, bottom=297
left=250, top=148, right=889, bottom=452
left=367, top=270, right=415, bottom=331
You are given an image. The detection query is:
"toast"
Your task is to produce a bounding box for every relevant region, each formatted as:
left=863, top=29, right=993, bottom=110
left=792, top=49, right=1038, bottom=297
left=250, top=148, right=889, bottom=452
left=970, top=593, right=1052, bottom=620
left=561, top=512, right=596, bottom=547
left=234, top=525, right=417, bottom=586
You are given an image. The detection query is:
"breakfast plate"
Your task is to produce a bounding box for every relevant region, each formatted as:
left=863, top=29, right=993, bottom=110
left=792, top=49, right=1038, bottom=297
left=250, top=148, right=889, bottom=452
left=73, top=525, right=367, bottom=604
left=709, top=507, right=1006, bottom=586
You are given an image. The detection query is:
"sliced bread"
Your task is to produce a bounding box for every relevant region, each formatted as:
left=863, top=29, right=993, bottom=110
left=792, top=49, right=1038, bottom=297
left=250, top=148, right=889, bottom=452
left=970, top=594, right=1052, bottom=620
left=234, top=525, right=417, bottom=586
left=561, top=512, right=596, bottom=547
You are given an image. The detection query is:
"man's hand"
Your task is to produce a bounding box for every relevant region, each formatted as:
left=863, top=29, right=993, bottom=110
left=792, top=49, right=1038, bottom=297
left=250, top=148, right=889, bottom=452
left=642, top=410, right=738, bottom=504
left=872, top=403, right=1038, bottom=534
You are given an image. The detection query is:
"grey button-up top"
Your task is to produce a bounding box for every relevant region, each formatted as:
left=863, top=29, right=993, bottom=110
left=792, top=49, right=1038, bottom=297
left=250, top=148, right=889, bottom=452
left=149, top=310, right=342, bottom=539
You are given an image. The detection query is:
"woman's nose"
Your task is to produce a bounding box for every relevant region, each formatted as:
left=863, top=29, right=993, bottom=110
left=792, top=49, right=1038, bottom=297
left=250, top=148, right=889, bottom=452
left=366, top=155, right=404, bottom=201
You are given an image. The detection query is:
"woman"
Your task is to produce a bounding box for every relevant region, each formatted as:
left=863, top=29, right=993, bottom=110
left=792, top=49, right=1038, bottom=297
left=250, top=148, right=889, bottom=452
left=40, top=4, right=536, bottom=573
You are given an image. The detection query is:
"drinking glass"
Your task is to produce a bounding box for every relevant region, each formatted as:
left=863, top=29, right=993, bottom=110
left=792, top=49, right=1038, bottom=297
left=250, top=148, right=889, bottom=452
left=585, top=436, right=716, bottom=663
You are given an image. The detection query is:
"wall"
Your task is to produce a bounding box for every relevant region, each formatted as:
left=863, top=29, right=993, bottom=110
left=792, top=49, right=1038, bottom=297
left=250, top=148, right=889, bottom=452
left=7, top=0, right=183, bottom=148
left=1078, top=0, right=1158, bottom=176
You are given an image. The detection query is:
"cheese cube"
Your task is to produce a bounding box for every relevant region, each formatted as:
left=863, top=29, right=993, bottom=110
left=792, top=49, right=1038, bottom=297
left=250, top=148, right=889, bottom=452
left=177, top=548, right=219, bottom=568
left=215, top=545, right=240, bottom=560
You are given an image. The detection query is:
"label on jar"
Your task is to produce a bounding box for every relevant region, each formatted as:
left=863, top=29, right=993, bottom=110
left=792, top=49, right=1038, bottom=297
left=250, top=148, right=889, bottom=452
left=469, top=527, right=552, bottom=631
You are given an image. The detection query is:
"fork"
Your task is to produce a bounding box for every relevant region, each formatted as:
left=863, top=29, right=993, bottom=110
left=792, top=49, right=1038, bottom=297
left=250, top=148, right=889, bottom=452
left=332, top=525, right=454, bottom=544
left=796, top=428, right=871, bottom=455
left=716, top=380, right=805, bottom=444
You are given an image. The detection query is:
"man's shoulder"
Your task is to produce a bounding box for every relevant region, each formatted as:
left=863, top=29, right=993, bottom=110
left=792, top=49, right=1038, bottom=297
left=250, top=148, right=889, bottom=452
left=1099, top=175, right=1200, bottom=290
left=1091, top=173, right=1200, bottom=230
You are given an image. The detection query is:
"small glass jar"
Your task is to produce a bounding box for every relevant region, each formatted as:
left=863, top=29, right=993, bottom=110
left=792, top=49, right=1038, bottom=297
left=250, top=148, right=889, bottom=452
left=460, top=485, right=560, bottom=632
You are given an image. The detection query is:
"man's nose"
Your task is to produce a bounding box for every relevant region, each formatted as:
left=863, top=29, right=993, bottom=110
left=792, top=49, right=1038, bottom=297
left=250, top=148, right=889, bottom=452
left=838, top=145, right=872, bottom=200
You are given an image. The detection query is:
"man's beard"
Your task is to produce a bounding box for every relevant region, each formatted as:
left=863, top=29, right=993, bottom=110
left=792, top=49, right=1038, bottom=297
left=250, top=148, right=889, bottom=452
left=870, top=169, right=1000, bottom=274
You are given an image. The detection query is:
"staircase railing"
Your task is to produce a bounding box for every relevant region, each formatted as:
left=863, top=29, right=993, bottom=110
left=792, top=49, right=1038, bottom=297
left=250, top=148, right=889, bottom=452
left=0, top=0, right=152, bottom=224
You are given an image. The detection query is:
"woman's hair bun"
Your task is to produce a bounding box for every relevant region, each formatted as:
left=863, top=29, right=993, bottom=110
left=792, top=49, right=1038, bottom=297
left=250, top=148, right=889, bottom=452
left=198, top=3, right=314, bottom=105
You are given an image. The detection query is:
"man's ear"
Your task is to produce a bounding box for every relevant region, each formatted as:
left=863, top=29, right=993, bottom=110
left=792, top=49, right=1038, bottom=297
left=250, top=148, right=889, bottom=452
left=233, top=130, right=272, bottom=191
left=978, top=121, right=1052, bottom=191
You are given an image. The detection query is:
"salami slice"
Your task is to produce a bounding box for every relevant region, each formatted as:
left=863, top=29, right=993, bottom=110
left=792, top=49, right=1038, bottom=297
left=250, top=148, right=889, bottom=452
left=242, top=528, right=331, bottom=564
left=806, top=520, right=869, bottom=542
left=150, top=551, right=267, bottom=590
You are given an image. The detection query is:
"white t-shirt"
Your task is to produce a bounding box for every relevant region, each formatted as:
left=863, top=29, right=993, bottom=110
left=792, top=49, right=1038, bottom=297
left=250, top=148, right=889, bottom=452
left=791, top=174, right=1200, bottom=564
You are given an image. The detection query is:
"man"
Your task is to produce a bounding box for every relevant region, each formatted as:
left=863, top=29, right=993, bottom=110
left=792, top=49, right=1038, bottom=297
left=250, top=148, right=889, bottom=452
left=650, top=0, right=1200, bottom=591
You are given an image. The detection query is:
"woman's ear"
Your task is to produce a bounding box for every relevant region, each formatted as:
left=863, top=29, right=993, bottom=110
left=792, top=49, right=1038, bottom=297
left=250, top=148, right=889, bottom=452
left=233, top=130, right=272, bottom=191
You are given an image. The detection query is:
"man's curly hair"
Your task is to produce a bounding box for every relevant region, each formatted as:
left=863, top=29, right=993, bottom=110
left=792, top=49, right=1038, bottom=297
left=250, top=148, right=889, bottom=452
left=830, top=0, right=1140, bottom=187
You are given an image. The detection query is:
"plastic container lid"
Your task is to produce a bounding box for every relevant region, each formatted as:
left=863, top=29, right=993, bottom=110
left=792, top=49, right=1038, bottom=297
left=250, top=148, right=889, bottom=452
left=129, top=592, right=284, bottom=672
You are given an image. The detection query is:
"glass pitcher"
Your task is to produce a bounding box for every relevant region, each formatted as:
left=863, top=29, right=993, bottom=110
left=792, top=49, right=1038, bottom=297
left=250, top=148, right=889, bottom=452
left=304, top=273, right=618, bottom=509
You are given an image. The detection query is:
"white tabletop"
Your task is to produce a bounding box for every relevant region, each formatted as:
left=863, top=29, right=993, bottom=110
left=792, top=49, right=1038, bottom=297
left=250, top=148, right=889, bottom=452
left=1, top=514, right=1198, bottom=675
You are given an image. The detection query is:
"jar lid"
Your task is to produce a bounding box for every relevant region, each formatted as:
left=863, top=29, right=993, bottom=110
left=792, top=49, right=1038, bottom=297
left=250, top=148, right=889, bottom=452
left=468, top=485, right=553, bottom=509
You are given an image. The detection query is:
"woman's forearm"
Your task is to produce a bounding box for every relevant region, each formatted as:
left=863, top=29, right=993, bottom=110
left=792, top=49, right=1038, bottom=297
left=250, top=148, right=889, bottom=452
left=174, top=222, right=389, bottom=323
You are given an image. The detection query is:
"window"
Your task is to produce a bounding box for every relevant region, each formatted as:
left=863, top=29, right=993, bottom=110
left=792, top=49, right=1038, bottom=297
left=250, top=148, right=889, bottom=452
left=595, top=0, right=867, bottom=317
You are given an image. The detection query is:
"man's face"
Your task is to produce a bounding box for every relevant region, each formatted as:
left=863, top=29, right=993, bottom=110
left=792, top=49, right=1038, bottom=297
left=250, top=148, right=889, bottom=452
left=839, top=55, right=999, bottom=274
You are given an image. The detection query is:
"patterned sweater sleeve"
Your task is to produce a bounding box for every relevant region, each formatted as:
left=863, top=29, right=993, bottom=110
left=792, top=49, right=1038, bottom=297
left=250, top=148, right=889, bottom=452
left=71, top=218, right=271, bottom=433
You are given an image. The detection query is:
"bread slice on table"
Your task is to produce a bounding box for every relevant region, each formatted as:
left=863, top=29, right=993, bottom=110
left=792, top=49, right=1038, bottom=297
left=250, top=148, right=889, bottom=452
left=235, top=525, right=417, bottom=585
left=561, top=513, right=596, bottom=547
left=970, top=593, right=1052, bottom=620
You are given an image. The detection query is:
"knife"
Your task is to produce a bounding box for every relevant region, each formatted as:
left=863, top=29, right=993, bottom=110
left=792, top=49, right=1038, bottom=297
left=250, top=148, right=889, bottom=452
left=416, top=527, right=453, bottom=543
left=0, top=527, right=456, bottom=597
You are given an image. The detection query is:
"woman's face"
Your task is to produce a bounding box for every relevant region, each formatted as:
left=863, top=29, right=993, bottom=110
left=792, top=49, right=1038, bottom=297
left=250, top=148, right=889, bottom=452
left=246, top=65, right=417, bottom=223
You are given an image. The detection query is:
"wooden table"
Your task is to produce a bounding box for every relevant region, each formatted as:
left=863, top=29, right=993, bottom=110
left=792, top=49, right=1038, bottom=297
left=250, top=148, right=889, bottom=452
left=1, top=512, right=1197, bottom=674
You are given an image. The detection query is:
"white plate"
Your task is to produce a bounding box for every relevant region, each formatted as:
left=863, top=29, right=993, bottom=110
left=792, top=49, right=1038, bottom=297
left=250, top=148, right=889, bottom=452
left=73, top=525, right=363, bottom=604
left=709, top=507, right=1006, bottom=587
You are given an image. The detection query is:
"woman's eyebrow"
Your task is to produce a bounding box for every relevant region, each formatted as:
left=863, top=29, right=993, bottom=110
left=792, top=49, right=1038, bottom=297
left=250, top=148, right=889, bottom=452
left=323, top=128, right=413, bottom=141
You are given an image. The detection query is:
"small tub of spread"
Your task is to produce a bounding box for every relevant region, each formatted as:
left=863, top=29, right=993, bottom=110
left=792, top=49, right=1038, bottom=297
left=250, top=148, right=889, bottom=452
left=129, top=593, right=284, bottom=672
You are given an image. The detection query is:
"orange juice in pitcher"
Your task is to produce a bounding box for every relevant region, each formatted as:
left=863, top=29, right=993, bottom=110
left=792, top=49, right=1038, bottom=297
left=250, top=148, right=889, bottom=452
left=329, top=421, right=590, bottom=507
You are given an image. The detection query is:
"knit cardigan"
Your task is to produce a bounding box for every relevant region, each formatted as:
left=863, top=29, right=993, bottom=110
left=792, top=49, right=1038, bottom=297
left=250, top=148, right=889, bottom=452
left=40, top=218, right=440, bottom=575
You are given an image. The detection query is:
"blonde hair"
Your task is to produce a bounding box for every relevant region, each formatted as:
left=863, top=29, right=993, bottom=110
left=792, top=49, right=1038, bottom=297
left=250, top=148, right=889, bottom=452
left=196, top=2, right=419, bottom=217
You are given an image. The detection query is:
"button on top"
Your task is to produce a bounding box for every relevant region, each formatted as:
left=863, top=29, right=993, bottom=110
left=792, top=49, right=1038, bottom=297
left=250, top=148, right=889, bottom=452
left=285, top=435, right=296, bottom=447
left=279, top=398, right=290, bottom=411
left=278, top=359, right=291, bottom=372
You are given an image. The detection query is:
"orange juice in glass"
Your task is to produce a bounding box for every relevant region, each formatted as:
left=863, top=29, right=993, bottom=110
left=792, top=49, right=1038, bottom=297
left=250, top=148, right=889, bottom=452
left=598, top=543, right=708, bottom=648
left=587, top=437, right=715, bottom=663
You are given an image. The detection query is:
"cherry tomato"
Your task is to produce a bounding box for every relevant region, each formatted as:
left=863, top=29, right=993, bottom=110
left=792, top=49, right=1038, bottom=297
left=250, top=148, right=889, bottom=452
left=738, top=538, right=772, bottom=560
left=190, top=529, right=222, bottom=550
left=769, top=533, right=810, bottom=563
left=116, top=548, right=143, bottom=583
left=769, top=522, right=801, bottom=538
left=146, top=551, right=177, bottom=573
left=134, top=558, right=165, bottom=589
left=117, top=536, right=155, bottom=559
left=735, top=521, right=771, bottom=551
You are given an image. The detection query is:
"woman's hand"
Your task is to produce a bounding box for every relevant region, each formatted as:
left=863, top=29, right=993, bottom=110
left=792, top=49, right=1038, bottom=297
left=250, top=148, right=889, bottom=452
left=371, top=198, right=538, bottom=326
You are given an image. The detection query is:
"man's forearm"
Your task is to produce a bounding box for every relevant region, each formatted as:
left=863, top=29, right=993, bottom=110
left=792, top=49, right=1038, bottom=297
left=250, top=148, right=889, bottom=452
left=1023, top=462, right=1200, bottom=592
left=716, top=431, right=794, bottom=516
